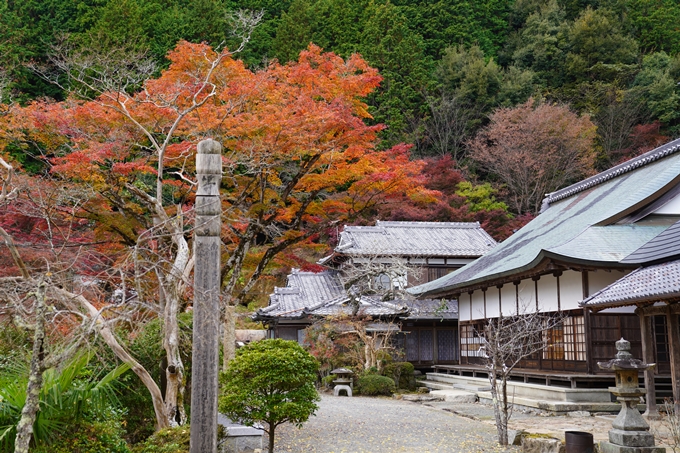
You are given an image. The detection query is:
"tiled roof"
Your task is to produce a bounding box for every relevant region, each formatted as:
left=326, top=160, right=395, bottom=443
left=542, top=137, right=680, bottom=210
left=402, top=298, right=458, bottom=320
left=333, top=221, right=497, bottom=257
left=622, top=220, right=680, bottom=264
left=255, top=269, right=457, bottom=321
left=255, top=269, right=408, bottom=320
left=581, top=260, right=680, bottom=309
left=410, top=138, right=680, bottom=298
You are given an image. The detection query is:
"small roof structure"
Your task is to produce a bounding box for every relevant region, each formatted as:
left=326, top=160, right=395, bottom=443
left=581, top=260, right=680, bottom=310
left=254, top=269, right=409, bottom=321
left=320, top=221, right=496, bottom=265
left=253, top=269, right=456, bottom=322
left=411, top=138, right=680, bottom=298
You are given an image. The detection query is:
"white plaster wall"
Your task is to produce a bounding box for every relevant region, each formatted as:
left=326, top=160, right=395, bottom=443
left=654, top=190, right=680, bottom=214
left=459, top=294, right=471, bottom=322
left=486, top=287, right=501, bottom=318
left=500, top=284, right=516, bottom=316
left=537, top=276, right=559, bottom=312
left=471, top=289, right=486, bottom=320
left=560, top=270, right=584, bottom=311
left=588, top=270, right=629, bottom=296
left=517, top=279, right=537, bottom=313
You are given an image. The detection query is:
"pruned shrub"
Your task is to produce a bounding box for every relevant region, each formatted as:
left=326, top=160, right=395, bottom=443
left=383, top=361, right=415, bottom=390
left=356, top=374, right=395, bottom=396
left=131, top=426, right=190, bottom=453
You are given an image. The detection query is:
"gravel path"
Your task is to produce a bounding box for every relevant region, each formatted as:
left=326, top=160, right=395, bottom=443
left=274, top=394, right=518, bottom=453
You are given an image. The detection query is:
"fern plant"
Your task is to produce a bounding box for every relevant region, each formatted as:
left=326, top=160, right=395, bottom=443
left=0, top=351, right=129, bottom=452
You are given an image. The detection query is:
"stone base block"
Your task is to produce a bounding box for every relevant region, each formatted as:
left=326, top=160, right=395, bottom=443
left=522, top=437, right=564, bottom=453
left=334, top=385, right=352, bottom=397
left=608, top=429, right=656, bottom=447
left=599, top=441, right=666, bottom=453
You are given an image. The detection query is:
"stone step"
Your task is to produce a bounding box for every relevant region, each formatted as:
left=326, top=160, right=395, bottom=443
left=418, top=379, right=453, bottom=391
left=453, top=383, right=492, bottom=392
left=475, top=391, right=641, bottom=413
left=428, top=389, right=478, bottom=403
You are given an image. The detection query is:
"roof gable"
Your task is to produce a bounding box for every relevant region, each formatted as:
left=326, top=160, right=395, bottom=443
left=411, top=139, right=680, bottom=297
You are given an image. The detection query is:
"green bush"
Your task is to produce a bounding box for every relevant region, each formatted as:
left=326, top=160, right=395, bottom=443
left=131, top=426, right=190, bottom=453
left=356, top=374, right=395, bottom=396
left=33, top=410, right=131, bottom=453
left=382, top=362, right=416, bottom=390
left=219, top=339, right=319, bottom=453
left=322, top=374, right=337, bottom=389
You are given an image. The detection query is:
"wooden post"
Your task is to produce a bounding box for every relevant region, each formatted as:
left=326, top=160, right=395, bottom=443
left=638, top=311, right=659, bottom=418
left=190, top=139, right=222, bottom=453
left=667, top=305, right=680, bottom=414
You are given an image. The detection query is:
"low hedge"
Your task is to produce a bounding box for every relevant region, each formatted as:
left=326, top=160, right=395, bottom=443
left=356, top=374, right=395, bottom=396
left=382, top=362, right=416, bottom=390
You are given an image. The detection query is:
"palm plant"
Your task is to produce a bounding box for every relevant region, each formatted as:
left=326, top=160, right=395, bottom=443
left=0, top=351, right=129, bottom=452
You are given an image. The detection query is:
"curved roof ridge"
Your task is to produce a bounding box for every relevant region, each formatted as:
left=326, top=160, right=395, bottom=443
left=541, top=137, right=680, bottom=212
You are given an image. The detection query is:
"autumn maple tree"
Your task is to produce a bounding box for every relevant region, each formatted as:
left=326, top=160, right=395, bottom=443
left=0, top=39, right=432, bottom=431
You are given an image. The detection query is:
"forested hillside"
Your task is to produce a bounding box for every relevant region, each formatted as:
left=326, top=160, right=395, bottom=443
left=1, top=0, right=679, bottom=216
left=0, top=0, right=680, bottom=161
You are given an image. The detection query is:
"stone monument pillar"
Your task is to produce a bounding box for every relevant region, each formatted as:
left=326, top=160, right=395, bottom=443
left=190, top=139, right=222, bottom=453
left=598, top=338, right=665, bottom=453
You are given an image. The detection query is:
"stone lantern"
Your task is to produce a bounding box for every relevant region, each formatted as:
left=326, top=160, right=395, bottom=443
left=597, top=338, right=665, bottom=453
left=331, top=368, right=354, bottom=397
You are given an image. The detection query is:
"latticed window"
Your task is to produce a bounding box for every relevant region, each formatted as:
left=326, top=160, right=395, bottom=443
left=459, top=323, right=485, bottom=357
left=545, top=316, right=586, bottom=361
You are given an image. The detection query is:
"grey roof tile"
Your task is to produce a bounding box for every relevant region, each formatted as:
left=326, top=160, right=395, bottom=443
left=581, top=260, right=680, bottom=308
left=256, top=269, right=457, bottom=320
left=411, top=139, right=680, bottom=298
left=622, top=220, right=680, bottom=264
left=542, top=137, right=680, bottom=209
left=335, top=220, right=497, bottom=257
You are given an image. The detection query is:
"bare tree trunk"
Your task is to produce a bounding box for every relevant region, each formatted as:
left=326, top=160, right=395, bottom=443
left=55, top=288, right=171, bottom=429
left=162, top=284, right=186, bottom=426
left=14, top=284, right=47, bottom=453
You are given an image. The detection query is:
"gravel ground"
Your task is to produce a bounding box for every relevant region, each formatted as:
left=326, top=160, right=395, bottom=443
left=273, top=394, right=518, bottom=453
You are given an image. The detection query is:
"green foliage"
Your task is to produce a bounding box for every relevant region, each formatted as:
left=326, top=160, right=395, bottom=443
left=507, top=0, right=571, bottom=87
left=627, top=0, right=680, bottom=55
left=0, top=352, right=129, bottom=452
left=564, top=7, right=638, bottom=82
left=382, top=362, right=415, bottom=390
left=630, top=52, right=680, bottom=126
left=321, top=374, right=337, bottom=389
left=118, top=312, right=193, bottom=444
left=356, top=374, right=395, bottom=396
left=455, top=181, right=508, bottom=213
left=219, top=339, right=319, bottom=451
left=131, top=426, right=190, bottom=453
left=32, top=408, right=131, bottom=453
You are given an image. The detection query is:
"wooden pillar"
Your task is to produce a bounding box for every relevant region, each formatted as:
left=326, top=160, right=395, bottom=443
left=190, top=139, right=223, bottom=453
left=667, top=305, right=680, bottom=414
left=639, top=311, right=659, bottom=418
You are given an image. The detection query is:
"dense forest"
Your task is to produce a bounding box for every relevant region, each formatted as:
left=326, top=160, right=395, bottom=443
left=2, top=0, right=679, bottom=165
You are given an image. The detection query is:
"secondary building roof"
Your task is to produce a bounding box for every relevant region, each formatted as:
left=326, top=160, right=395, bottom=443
left=411, top=138, right=680, bottom=298
left=330, top=221, right=496, bottom=258
left=254, top=269, right=408, bottom=320
left=254, top=269, right=457, bottom=322
left=581, top=259, right=680, bottom=310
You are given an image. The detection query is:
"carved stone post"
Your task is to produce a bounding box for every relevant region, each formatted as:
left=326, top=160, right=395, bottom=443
left=190, top=139, right=222, bottom=453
